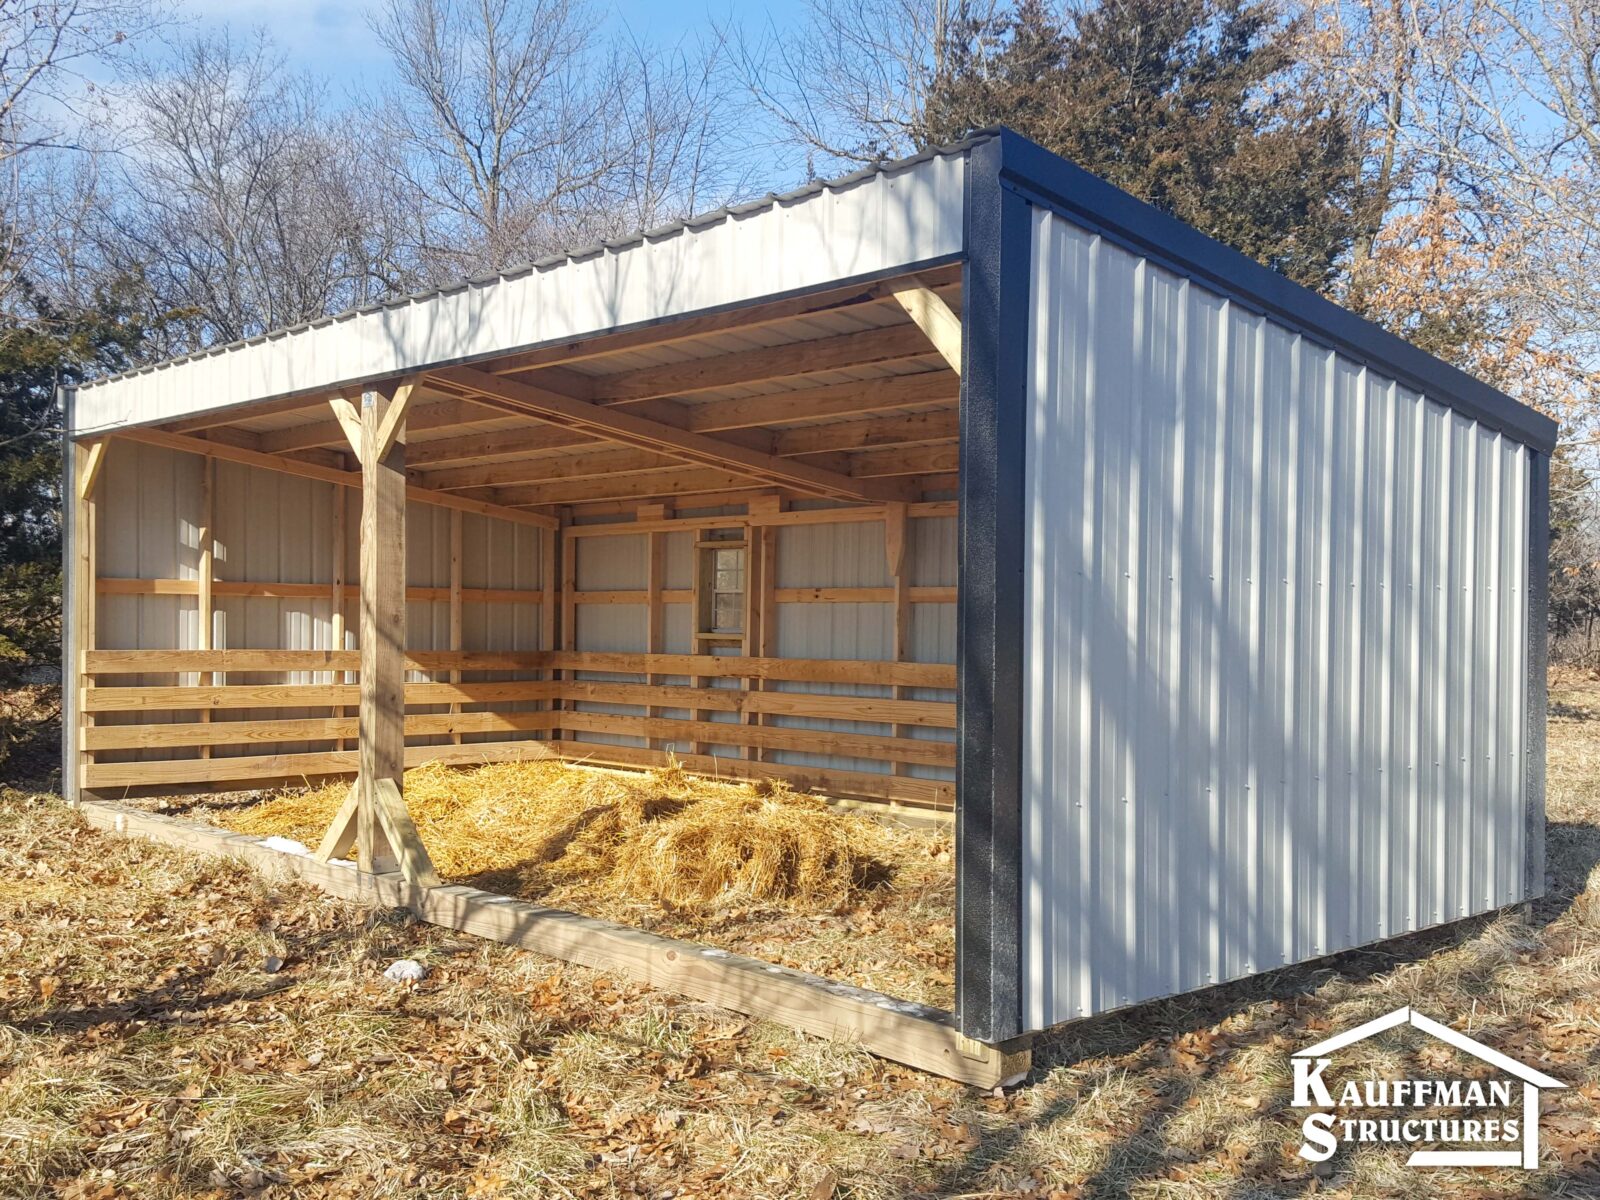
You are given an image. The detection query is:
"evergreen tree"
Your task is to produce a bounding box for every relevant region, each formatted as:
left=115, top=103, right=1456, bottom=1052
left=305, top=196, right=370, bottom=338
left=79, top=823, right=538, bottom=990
left=0, top=279, right=149, bottom=773
left=923, top=0, right=1361, bottom=289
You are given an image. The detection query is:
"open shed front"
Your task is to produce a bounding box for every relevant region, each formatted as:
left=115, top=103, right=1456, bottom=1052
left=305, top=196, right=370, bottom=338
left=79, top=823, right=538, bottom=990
left=61, top=129, right=1560, bottom=1087
left=61, top=138, right=1009, bottom=1082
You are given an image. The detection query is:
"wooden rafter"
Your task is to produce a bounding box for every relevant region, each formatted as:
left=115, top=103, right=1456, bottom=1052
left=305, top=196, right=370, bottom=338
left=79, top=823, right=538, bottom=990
left=489, top=467, right=759, bottom=508
left=431, top=365, right=910, bottom=503
left=576, top=323, right=944, bottom=404
left=678, top=372, right=956, bottom=434
left=419, top=445, right=683, bottom=491
left=491, top=266, right=962, bottom=375
left=261, top=398, right=486, bottom=454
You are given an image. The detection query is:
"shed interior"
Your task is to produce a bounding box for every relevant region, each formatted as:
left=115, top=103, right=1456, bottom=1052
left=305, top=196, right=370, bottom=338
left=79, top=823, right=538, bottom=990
left=76, top=262, right=964, bottom=816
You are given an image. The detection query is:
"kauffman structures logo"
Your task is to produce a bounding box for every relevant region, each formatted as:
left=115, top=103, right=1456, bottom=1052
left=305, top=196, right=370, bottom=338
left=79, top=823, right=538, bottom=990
left=1291, top=1006, right=1565, bottom=1168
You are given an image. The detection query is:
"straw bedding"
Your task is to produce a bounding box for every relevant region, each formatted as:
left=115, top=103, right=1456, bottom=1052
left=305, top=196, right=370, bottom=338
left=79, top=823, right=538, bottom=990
left=210, top=758, right=956, bottom=1004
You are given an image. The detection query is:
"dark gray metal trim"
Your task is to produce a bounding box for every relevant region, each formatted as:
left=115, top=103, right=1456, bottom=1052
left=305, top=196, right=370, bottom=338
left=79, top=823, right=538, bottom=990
left=1525, top=450, right=1549, bottom=900
left=994, top=131, right=1558, bottom=453
left=956, top=135, right=1030, bottom=1043
left=59, top=385, right=79, bottom=803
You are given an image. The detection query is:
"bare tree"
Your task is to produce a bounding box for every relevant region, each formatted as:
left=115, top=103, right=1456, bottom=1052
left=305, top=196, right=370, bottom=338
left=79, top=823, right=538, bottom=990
left=370, top=0, right=615, bottom=278
left=93, top=32, right=410, bottom=353
left=1297, top=0, right=1600, bottom=438
left=0, top=0, right=163, bottom=310
left=729, top=0, right=998, bottom=172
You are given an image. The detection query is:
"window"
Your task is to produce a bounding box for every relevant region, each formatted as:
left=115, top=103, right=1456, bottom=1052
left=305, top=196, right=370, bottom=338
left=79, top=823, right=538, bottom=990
left=699, top=542, right=746, bottom=636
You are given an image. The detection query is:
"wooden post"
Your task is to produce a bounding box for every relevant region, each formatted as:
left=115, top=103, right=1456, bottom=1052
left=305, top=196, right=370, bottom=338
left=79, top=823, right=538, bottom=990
left=886, top=503, right=913, bottom=777
left=642, top=503, right=668, bottom=752
left=72, top=441, right=103, bottom=797
left=332, top=486, right=349, bottom=751
left=197, top=458, right=215, bottom=759
left=558, top=518, right=577, bottom=743
left=448, top=508, right=463, bottom=745
left=357, top=383, right=408, bottom=874
left=540, top=523, right=557, bottom=738
left=748, top=495, right=782, bottom=761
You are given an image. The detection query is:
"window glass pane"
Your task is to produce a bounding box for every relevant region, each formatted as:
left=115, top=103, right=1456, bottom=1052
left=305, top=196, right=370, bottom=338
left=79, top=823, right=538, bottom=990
left=713, top=594, right=743, bottom=632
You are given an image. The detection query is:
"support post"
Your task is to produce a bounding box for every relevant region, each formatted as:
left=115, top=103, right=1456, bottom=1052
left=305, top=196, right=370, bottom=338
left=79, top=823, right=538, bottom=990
left=448, top=508, right=463, bottom=744
left=197, top=458, right=215, bottom=758
left=332, top=485, right=350, bottom=750
left=540, top=522, right=557, bottom=737
left=354, top=382, right=430, bottom=879
left=642, top=502, right=668, bottom=751
left=68, top=435, right=99, bottom=799
left=747, top=494, right=782, bottom=761
left=887, top=502, right=913, bottom=778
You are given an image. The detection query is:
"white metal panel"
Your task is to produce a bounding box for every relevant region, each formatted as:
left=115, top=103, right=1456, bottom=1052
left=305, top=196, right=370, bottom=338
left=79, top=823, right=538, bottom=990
left=74, top=150, right=969, bottom=432
left=1021, top=208, right=1531, bottom=1032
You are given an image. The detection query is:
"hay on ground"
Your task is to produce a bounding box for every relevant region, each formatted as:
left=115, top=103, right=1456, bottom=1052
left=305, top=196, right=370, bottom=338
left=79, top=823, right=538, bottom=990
left=219, top=757, right=896, bottom=912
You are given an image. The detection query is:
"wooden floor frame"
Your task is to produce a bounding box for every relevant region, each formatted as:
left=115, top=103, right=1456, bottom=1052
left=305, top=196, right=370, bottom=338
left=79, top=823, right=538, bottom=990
left=74, top=796, right=1030, bottom=1088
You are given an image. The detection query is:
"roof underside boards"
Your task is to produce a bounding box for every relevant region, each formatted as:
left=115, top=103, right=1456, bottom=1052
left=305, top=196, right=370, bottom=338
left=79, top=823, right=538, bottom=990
left=73, top=143, right=973, bottom=435
left=116, top=264, right=965, bottom=516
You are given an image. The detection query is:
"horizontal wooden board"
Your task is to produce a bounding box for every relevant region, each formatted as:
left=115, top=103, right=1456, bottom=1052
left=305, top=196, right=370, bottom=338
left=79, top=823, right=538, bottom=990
left=556, top=711, right=955, bottom=767
left=85, top=680, right=561, bottom=712
left=97, top=577, right=543, bottom=605
left=83, top=738, right=560, bottom=789
left=553, top=741, right=954, bottom=808
left=561, top=681, right=955, bottom=728
left=550, top=651, right=954, bottom=689
left=84, top=649, right=549, bottom=675
left=85, top=710, right=556, bottom=751
left=84, top=649, right=956, bottom=690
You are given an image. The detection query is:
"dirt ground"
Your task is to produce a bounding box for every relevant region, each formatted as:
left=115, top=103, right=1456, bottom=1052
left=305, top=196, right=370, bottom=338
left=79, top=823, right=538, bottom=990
left=3, top=672, right=1600, bottom=1198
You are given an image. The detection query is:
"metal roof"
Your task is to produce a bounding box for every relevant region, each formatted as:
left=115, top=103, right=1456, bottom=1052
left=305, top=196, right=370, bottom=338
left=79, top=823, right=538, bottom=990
left=79, top=131, right=996, bottom=399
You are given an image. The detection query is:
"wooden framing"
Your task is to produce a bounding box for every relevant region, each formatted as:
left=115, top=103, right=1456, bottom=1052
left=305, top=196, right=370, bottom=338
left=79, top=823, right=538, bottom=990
left=431, top=366, right=913, bottom=504
left=68, top=261, right=976, bottom=1080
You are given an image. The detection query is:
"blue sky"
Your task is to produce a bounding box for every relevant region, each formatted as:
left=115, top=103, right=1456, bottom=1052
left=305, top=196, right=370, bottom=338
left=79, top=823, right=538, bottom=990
left=178, top=0, right=808, bottom=96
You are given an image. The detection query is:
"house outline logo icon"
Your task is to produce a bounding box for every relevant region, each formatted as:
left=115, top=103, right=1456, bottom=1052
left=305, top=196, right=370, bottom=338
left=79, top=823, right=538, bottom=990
left=1291, top=1006, right=1565, bottom=1168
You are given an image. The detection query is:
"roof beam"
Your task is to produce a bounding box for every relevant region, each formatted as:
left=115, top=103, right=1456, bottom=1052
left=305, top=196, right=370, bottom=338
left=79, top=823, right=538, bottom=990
left=260, top=397, right=488, bottom=454
left=430, top=365, right=908, bottom=504
left=577, top=323, right=943, bottom=404
left=490, top=467, right=763, bottom=507
left=418, top=445, right=684, bottom=491
left=771, top=408, right=959, bottom=455
left=113, top=425, right=557, bottom=529
left=492, top=266, right=962, bottom=376
left=679, top=372, right=956, bottom=434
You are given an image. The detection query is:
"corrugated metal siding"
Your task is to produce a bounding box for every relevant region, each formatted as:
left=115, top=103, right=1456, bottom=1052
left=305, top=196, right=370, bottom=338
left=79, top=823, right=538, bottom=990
left=75, top=150, right=968, bottom=432
left=94, top=444, right=549, bottom=762
left=1021, top=208, right=1531, bottom=1032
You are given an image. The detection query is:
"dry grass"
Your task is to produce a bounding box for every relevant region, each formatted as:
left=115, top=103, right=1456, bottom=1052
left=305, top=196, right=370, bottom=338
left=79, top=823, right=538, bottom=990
left=4, top=670, right=1600, bottom=1198
left=193, top=758, right=956, bottom=1007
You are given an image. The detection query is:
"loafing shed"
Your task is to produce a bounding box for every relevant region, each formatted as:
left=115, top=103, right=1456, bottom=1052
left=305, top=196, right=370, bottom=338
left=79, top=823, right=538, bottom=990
left=61, top=128, right=1558, bottom=1083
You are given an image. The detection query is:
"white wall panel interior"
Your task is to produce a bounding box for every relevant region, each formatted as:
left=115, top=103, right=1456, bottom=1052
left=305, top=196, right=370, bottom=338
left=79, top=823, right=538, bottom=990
left=1021, top=206, right=1531, bottom=1033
